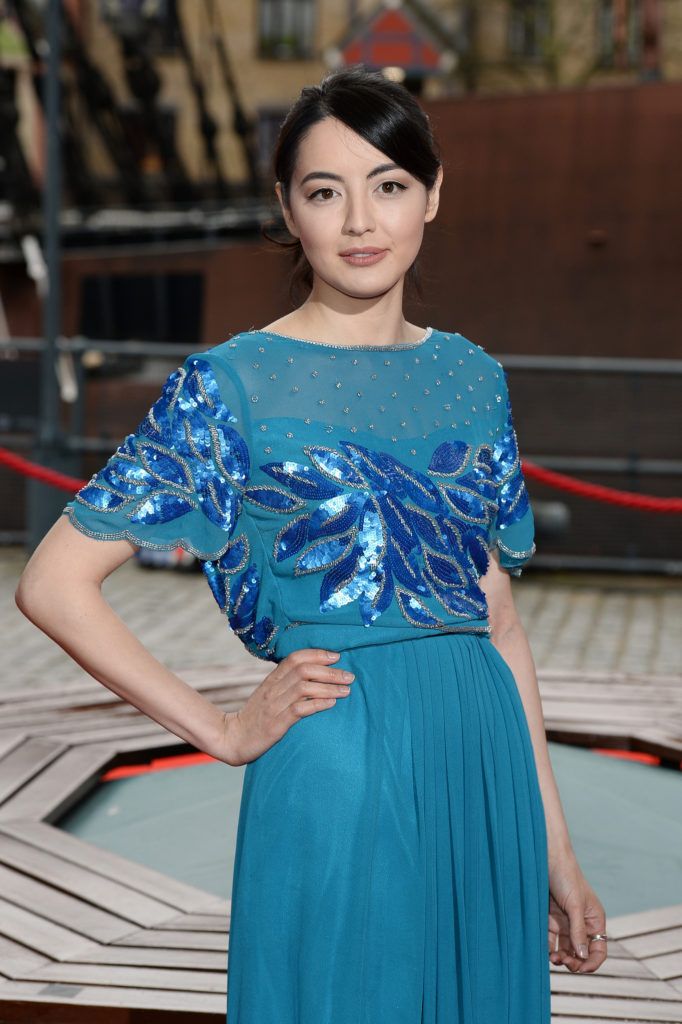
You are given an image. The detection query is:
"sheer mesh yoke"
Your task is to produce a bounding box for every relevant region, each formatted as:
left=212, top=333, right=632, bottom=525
left=63, top=328, right=535, bottom=661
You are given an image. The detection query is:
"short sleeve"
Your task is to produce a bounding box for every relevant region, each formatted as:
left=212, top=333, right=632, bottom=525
left=62, top=351, right=251, bottom=560
left=488, top=368, right=536, bottom=576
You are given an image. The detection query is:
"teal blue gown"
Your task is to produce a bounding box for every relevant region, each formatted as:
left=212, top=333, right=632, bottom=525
left=63, top=326, right=550, bottom=1023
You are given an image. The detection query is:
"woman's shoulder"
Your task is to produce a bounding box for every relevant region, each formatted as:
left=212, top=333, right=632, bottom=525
left=191, top=329, right=262, bottom=364
left=434, top=327, right=505, bottom=377
left=175, top=331, right=266, bottom=388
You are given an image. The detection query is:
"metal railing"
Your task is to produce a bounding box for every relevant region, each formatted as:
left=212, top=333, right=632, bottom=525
left=1, top=336, right=680, bottom=571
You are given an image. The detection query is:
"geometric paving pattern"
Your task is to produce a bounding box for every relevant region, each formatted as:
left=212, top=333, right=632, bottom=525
left=0, top=665, right=680, bottom=1022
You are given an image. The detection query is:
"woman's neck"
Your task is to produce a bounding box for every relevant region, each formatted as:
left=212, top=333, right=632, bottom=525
left=262, top=299, right=423, bottom=349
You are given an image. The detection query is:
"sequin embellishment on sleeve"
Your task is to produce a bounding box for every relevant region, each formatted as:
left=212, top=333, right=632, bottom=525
left=68, top=356, right=250, bottom=548
left=487, top=370, right=536, bottom=575
left=64, top=354, right=291, bottom=659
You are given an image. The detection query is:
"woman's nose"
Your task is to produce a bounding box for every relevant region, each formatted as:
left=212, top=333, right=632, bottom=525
left=342, top=193, right=376, bottom=235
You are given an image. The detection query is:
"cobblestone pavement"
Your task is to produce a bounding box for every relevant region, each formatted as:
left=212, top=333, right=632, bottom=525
left=2, top=546, right=680, bottom=694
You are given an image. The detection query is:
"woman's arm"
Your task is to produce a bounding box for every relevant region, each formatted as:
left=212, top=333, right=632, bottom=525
left=15, top=515, right=234, bottom=762
left=479, top=549, right=608, bottom=975
left=478, top=548, right=575, bottom=863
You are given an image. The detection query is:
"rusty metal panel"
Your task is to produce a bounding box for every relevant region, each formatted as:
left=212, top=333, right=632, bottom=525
left=419, top=81, right=682, bottom=360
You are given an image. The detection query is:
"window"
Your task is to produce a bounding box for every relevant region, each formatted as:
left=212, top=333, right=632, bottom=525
left=508, top=0, right=551, bottom=61
left=256, top=106, right=290, bottom=179
left=99, top=0, right=181, bottom=53
left=258, top=0, right=315, bottom=61
left=80, top=273, right=204, bottom=345
left=597, top=0, right=642, bottom=68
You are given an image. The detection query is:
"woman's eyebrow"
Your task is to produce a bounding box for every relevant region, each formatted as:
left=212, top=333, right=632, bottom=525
left=299, top=162, right=401, bottom=186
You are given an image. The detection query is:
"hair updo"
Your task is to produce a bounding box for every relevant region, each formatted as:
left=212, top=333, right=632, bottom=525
left=262, top=64, right=442, bottom=306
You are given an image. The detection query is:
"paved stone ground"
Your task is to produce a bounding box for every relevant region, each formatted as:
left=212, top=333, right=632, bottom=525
left=2, top=546, right=680, bottom=694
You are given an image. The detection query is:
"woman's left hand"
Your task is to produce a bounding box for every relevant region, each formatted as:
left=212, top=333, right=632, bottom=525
left=548, top=853, right=608, bottom=973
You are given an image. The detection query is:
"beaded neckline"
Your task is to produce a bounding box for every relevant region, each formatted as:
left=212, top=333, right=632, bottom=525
left=247, top=325, right=434, bottom=351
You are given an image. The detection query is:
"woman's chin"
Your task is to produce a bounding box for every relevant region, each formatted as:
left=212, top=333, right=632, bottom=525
left=326, top=268, right=406, bottom=299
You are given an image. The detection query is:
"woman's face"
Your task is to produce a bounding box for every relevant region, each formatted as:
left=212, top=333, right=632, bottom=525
left=275, top=116, right=442, bottom=299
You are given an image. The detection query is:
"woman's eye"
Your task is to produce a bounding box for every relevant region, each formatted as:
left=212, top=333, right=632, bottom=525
left=308, top=188, right=336, bottom=201
left=379, top=181, right=407, bottom=194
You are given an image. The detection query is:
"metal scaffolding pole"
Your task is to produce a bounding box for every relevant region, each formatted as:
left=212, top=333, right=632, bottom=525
left=27, top=0, right=77, bottom=552
left=41, top=0, right=61, bottom=451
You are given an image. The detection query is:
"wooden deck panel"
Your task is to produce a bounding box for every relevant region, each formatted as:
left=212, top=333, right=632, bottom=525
left=22, top=962, right=226, bottom=993
left=0, top=862, right=140, bottom=944
left=0, top=834, right=181, bottom=928
left=0, top=737, right=68, bottom=804
left=113, top=930, right=228, bottom=952
left=72, top=945, right=228, bottom=970
left=0, top=742, right=119, bottom=823
left=1, top=821, right=227, bottom=913
left=0, top=935, right=50, bottom=978
left=0, top=979, right=227, bottom=1014
left=0, top=667, right=680, bottom=1020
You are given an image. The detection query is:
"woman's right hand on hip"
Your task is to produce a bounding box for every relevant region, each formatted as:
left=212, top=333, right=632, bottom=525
left=220, top=648, right=355, bottom=765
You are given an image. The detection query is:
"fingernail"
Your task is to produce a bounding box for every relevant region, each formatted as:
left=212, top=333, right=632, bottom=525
left=327, top=651, right=340, bottom=659
left=578, top=944, right=589, bottom=959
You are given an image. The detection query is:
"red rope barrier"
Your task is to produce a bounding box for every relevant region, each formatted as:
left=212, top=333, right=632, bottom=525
left=1, top=445, right=681, bottom=513
left=0, top=446, right=87, bottom=492
left=522, top=459, right=682, bottom=513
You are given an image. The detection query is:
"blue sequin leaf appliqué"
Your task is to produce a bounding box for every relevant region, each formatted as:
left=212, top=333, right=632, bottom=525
left=202, top=542, right=279, bottom=660
left=266, top=431, right=529, bottom=629
left=489, top=407, right=531, bottom=530
left=76, top=359, right=250, bottom=532
left=73, top=357, right=280, bottom=659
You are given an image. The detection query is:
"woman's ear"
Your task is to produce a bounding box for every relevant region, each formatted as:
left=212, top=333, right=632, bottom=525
left=275, top=181, right=300, bottom=239
left=424, top=164, right=443, bottom=223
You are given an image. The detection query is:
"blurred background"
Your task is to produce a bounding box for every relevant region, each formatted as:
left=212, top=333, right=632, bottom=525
left=0, top=0, right=680, bottom=571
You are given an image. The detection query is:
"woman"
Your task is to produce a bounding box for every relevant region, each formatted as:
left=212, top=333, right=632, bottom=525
left=16, top=66, right=607, bottom=1022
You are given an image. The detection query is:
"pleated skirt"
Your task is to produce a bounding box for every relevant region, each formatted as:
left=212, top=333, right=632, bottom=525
left=225, top=632, right=551, bottom=1024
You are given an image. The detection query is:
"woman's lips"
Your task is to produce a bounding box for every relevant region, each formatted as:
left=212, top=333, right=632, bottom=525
left=340, top=249, right=388, bottom=266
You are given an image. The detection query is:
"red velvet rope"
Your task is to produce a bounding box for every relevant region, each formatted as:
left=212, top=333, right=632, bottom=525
left=1, top=445, right=681, bottom=514
left=522, top=459, right=682, bottom=513
left=0, top=446, right=87, bottom=493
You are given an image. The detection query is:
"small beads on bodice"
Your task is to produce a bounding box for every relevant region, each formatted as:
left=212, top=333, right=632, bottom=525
left=222, top=329, right=504, bottom=458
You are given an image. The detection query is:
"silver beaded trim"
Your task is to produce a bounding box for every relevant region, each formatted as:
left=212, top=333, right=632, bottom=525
left=496, top=538, right=536, bottom=560
left=61, top=505, right=237, bottom=561
left=246, top=325, right=435, bottom=351
left=487, top=536, right=536, bottom=576
left=191, top=365, right=216, bottom=412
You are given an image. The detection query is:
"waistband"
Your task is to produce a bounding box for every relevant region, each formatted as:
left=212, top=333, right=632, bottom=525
left=272, top=620, right=491, bottom=662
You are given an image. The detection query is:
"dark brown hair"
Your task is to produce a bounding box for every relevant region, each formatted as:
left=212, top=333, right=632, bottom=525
left=262, top=64, right=442, bottom=307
